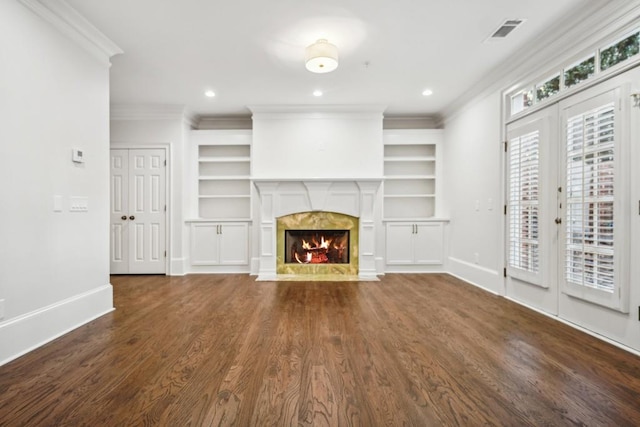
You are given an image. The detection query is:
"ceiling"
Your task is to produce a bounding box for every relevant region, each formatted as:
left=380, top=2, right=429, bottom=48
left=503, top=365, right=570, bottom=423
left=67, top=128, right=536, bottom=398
left=66, top=0, right=585, bottom=119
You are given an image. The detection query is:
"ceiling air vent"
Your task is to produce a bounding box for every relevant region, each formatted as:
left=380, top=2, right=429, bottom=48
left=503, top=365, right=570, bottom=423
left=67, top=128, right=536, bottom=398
left=486, top=19, right=525, bottom=42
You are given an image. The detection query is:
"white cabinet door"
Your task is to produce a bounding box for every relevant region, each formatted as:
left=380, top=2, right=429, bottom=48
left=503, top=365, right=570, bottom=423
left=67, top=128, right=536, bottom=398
left=386, top=222, right=444, bottom=266
left=190, top=223, right=220, bottom=265
left=190, top=222, right=248, bottom=266
left=385, top=223, right=415, bottom=265
left=110, top=149, right=166, bottom=274
left=218, top=223, right=249, bottom=265
left=414, top=223, right=444, bottom=265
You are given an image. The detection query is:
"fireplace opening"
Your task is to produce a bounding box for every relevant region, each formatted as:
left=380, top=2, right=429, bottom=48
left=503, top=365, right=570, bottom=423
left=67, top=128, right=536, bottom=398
left=284, top=229, right=349, bottom=264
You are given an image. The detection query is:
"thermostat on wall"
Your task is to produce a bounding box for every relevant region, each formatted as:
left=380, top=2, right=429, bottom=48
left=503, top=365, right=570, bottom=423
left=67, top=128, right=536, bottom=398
left=72, top=148, right=84, bottom=163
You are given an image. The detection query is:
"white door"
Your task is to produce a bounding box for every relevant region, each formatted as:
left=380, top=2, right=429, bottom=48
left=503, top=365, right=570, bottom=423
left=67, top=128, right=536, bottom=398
left=110, top=148, right=167, bottom=274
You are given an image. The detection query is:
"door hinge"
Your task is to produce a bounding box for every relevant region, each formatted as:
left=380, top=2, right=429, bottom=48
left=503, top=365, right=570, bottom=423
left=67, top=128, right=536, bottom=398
left=164, top=250, right=167, bottom=258
left=164, top=205, right=167, bottom=212
left=504, top=204, right=507, bottom=215
left=164, top=159, right=167, bottom=166
left=504, top=141, right=508, bottom=152
left=503, top=267, right=507, bottom=278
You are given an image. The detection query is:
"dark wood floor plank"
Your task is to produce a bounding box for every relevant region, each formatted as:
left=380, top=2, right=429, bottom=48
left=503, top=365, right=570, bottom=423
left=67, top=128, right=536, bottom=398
left=1, top=273, right=639, bottom=426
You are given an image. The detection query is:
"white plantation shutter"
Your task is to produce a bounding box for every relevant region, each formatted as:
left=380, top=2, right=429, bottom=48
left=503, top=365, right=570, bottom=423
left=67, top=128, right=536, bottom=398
left=565, top=103, right=615, bottom=292
left=508, top=128, right=541, bottom=283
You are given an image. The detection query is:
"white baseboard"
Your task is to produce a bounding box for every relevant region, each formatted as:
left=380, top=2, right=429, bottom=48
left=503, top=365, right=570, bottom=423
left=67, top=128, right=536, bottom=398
left=0, top=284, right=114, bottom=366
left=250, top=257, right=260, bottom=275
left=170, top=257, right=186, bottom=276
left=447, top=257, right=501, bottom=295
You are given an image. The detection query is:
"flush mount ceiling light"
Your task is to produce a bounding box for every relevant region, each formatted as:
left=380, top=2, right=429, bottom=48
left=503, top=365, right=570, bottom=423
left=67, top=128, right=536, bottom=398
left=305, top=39, right=338, bottom=73
left=204, top=90, right=216, bottom=97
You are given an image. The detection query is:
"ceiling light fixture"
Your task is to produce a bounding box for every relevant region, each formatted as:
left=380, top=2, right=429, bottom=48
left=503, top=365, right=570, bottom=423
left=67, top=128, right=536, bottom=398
left=422, top=89, right=433, bottom=96
left=313, top=90, right=323, bottom=97
left=305, top=39, right=338, bottom=73
left=205, top=90, right=216, bottom=97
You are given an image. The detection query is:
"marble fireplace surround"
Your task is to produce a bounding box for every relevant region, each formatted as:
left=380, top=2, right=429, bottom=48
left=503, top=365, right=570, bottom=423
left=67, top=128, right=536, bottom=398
left=254, top=179, right=381, bottom=281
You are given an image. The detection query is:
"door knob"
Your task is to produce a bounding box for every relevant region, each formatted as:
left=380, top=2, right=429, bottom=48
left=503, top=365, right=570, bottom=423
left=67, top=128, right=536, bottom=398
left=129, top=215, right=135, bottom=220
left=555, top=217, right=562, bottom=224
left=121, top=215, right=127, bottom=220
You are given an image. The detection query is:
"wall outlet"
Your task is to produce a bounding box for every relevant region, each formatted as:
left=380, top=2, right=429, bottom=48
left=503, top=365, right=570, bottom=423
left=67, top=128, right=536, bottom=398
left=70, top=196, right=89, bottom=212
left=0, top=299, right=5, bottom=321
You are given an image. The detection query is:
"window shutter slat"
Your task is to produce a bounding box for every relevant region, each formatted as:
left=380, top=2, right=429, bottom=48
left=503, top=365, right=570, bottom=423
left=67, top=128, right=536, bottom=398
left=565, top=103, right=615, bottom=293
left=509, top=129, right=540, bottom=275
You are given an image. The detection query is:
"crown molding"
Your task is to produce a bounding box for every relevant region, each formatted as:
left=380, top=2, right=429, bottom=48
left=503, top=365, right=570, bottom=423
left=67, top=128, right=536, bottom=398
left=196, top=116, right=253, bottom=130
left=248, top=104, right=387, bottom=115
left=383, top=115, right=442, bottom=129
left=110, top=104, right=189, bottom=121
left=441, top=0, right=640, bottom=124
left=18, top=0, right=122, bottom=66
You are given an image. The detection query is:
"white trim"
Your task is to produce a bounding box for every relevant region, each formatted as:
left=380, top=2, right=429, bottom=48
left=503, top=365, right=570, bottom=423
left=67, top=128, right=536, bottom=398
left=0, top=285, right=114, bottom=366
left=248, top=104, right=387, bottom=115
left=109, top=143, right=172, bottom=275
left=443, top=0, right=640, bottom=123
left=18, top=0, right=122, bottom=66
left=110, top=104, right=188, bottom=121
left=447, top=257, right=501, bottom=295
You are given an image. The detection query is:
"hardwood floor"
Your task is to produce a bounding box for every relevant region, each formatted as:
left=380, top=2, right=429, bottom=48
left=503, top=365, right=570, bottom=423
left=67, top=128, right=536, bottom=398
left=1, top=274, right=639, bottom=426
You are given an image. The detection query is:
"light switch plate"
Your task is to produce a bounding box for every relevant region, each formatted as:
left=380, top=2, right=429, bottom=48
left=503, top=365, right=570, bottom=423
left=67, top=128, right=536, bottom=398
left=53, top=195, right=63, bottom=212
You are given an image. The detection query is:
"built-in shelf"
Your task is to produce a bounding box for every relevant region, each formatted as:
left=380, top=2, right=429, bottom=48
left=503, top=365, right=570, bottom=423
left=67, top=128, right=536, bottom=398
left=191, top=130, right=252, bottom=220
left=383, top=129, right=443, bottom=220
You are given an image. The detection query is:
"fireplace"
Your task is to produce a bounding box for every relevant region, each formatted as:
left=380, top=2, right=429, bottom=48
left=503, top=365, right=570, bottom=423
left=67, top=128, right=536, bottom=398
left=276, top=211, right=359, bottom=276
left=253, top=179, right=381, bottom=280
left=284, top=229, right=350, bottom=264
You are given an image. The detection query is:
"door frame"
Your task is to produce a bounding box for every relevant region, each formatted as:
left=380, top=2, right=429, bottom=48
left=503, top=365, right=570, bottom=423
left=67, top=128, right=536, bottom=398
left=110, top=142, right=171, bottom=275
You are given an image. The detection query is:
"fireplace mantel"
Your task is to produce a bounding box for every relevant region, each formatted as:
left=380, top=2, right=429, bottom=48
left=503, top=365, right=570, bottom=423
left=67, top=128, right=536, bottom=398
left=254, top=179, right=382, bottom=280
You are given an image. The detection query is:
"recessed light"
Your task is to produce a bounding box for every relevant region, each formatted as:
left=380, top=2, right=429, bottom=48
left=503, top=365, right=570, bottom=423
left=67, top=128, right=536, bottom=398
left=422, top=89, right=433, bottom=96
left=313, top=90, right=323, bottom=97
left=205, top=90, right=216, bottom=98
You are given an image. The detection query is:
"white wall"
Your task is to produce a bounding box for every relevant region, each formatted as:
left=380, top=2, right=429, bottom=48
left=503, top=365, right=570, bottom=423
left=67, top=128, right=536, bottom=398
left=251, top=109, right=384, bottom=179
left=0, top=0, right=113, bottom=365
left=443, top=93, right=503, bottom=293
left=110, top=116, right=189, bottom=275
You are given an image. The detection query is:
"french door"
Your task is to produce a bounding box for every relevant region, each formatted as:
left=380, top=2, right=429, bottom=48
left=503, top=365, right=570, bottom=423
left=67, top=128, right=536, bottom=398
left=110, top=148, right=167, bottom=274
left=506, top=84, right=629, bottom=315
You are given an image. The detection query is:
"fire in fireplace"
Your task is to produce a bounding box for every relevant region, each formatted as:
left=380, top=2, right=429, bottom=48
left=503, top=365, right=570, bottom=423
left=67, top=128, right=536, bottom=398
left=284, top=229, right=349, bottom=264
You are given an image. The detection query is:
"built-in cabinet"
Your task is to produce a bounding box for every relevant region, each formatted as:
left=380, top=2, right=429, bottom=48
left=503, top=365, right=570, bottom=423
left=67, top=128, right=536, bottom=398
left=383, top=130, right=447, bottom=271
left=185, top=128, right=447, bottom=274
left=385, top=222, right=444, bottom=266
left=188, top=130, right=252, bottom=272
left=190, top=222, right=249, bottom=266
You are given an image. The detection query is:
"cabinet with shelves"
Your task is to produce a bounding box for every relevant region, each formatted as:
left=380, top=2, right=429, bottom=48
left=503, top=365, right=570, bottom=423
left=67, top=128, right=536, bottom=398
left=383, top=129, right=442, bottom=220
left=191, top=130, right=252, bottom=220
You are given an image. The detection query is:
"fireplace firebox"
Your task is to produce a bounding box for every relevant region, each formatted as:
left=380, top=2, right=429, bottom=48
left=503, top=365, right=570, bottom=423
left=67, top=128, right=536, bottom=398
left=284, top=230, right=349, bottom=264
left=276, top=211, right=359, bottom=276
